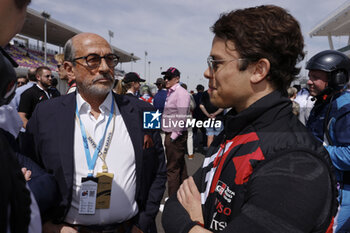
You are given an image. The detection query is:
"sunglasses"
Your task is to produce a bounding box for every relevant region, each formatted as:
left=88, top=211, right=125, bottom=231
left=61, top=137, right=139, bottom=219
left=72, top=53, right=119, bottom=69
left=44, top=75, right=54, bottom=78
left=164, top=75, right=175, bottom=81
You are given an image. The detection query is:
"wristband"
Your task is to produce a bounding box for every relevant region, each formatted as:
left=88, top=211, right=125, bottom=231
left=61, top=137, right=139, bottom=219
left=194, top=221, right=205, bottom=228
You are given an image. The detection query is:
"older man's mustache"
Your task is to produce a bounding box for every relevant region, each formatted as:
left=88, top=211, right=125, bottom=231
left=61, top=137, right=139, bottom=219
left=93, top=74, right=114, bottom=83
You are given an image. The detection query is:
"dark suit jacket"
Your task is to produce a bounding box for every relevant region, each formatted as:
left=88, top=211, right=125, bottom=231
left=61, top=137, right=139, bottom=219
left=20, top=92, right=167, bottom=232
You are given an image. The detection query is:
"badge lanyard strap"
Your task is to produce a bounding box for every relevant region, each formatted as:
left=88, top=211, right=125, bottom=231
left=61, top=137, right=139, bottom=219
left=76, top=99, right=115, bottom=177
left=84, top=112, right=116, bottom=173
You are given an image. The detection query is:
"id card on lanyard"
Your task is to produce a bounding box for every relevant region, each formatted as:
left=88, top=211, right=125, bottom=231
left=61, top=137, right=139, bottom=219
left=76, top=98, right=115, bottom=214
left=88, top=130, right=115, bottom=209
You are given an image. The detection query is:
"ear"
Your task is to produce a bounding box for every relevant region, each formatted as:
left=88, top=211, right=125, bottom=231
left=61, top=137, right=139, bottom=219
left=250, top=58, right=270, bottom=84
left=63, top=61, right=76, bottom=81
left=36, top=74, right=40, bottom=82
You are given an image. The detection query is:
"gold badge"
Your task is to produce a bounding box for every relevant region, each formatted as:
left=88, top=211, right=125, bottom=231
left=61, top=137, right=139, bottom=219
left=95, top=172, right=114, bottom=209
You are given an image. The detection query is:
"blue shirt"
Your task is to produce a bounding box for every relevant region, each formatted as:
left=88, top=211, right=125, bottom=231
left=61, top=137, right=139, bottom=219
left=153, top=89, right=167, bottom=113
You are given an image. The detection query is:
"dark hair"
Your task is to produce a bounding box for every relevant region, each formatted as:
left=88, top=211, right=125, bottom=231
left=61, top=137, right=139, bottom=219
left=27, top=68, right=36, bottom=81
left=212, top=5, right=305, bottom=93
left=14, top=0, right=31, bottom=10
left=35, top=66, right=51, bottom=77
left=196, top=84, right=204, bottom=91
left=51, top=77, right=58, bottom=86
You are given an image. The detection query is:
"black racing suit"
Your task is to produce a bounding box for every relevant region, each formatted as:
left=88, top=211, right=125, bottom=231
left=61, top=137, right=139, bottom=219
left=162, top=91, right=337, bottom=233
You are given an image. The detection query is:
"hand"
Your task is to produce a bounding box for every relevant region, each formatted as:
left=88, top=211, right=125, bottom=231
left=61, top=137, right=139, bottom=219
left=21, top=167, right=32, bottom=181
left=42, top=221, right=77, bottom=233
left=209, top=113, right=215, bottom=119
left=131, top=225, right=144, bottom=233
left=177, top=176, right=204, bottom=224
left=143, top=134, right=154, bottom=149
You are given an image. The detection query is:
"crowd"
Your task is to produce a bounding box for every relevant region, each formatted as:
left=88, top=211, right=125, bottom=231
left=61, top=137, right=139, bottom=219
left=1, top=1, right=350, bottom=233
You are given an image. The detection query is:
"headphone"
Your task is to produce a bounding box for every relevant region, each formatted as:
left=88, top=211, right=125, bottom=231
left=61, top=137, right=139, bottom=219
left=328, top=69, right=349, bottom=91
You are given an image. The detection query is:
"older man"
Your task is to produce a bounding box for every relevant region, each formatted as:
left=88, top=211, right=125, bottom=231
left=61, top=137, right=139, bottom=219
left=21, top=33, right=166, bottom=233
left=162, top=5, right=337, bottom=233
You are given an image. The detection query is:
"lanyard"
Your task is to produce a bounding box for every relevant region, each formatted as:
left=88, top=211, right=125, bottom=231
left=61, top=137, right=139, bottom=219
left=76, top=98, right=115, bottom=177
left=84, top=115, right=115, bottom=173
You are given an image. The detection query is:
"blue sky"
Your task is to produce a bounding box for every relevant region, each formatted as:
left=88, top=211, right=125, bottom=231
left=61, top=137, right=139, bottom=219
left=29, top=0, right=350, bottom=90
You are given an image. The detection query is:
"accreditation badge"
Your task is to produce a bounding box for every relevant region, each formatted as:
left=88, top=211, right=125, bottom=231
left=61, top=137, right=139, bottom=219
left=96, top=172, right=114, bottom=209
left=79, top=176, right=98, bottom=215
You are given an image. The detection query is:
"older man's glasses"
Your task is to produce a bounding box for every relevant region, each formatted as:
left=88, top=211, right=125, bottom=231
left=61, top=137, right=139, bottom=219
left=207, top=55, right=246, bottom=75
left=73, top=53, right=119, bottom=69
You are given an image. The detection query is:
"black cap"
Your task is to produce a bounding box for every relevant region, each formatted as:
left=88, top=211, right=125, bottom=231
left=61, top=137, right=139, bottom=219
left=161, top=67, right=180, bottom=78
left=123, top=72, right=145, bottom=83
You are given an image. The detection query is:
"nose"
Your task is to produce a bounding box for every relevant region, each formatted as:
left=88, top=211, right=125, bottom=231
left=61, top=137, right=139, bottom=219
left=98, top=57, right=110, bottom=73
left=307, top=79, right=313, bottom=85
left=204, top=67, right=212, bottom=80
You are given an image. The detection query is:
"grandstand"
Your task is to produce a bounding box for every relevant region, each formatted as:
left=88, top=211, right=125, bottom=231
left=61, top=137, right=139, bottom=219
left=5, top=43, right=57, bottom=70
left=309, top=1, right=350, bottom=56
left=6, top=7, right=139, bottom=92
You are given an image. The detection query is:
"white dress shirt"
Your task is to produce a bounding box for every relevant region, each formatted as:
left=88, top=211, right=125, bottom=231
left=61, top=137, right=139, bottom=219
left=65, top=91, right=138, bottom=225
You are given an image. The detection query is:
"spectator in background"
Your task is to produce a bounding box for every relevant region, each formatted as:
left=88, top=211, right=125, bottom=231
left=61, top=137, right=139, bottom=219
left=17, top=75, right=28, bottom=87
left=200, top=90, right=224, bottom=147
left=10, top=67, right=36, bottom=110
left=55, top=53, right=76, bottom=94
left=153, top=77, right=167, bottom=147
left=48, top=77, right=61, bottom=98
left=122, top=72, right=145, bottom=97
left=140, top=85, right=153, bottom=104
left=294, top=87, right=315, bottom=125
left=293, top=84, right=301, bottom=93
left=153, top=78, right=167, bottom=113
left=192, top=84, right=207, bottom=150
left=161, top=67, right=191, bottom=196
left=180, top=82, right=196, bottom=160
left=18, top=66, right=52, bottom=128
left=287, top=86, right=300, bottom=116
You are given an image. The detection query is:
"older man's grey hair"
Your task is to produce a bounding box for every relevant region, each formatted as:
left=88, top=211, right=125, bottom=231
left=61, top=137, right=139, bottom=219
left=64, top=38, right=75, bottom=65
